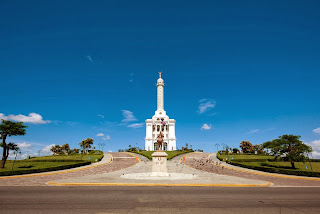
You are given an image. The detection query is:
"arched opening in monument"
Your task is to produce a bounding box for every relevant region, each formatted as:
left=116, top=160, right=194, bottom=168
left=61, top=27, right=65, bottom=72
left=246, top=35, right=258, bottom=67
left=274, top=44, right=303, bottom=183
left=157, top=125, right=160, bottom=132
left=164, top=142, right=167, bottom=151
left=154, top=142, right=158, bottom=151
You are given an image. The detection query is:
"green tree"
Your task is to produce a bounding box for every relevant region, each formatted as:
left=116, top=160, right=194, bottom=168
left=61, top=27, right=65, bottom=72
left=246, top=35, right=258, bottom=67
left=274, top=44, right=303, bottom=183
left=232, top=148, right=239, bottom=154
left=240, top=141, right=253, bottom=153
left=50, top=145, right=62, bottom=155
left=61, top=143, right=70, bottom=154
left=71, top=148, right=80, bottom=154
left=79, top=138, right=94, bottom=154
left=253, top=144, right=263, bottom=154
left=262, top=135, right=312, bottom=168
left=0, top=120, right=27, bottom=168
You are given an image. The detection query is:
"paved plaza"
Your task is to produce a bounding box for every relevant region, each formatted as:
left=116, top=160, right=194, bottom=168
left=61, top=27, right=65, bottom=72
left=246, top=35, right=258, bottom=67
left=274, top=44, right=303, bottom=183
left=1, top=152, right=319, bottom=187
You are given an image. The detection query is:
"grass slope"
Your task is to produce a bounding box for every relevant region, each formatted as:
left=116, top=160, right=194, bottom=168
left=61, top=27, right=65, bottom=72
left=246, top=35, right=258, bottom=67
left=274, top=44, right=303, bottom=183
left=0, top=151, right=104, bottom=176
left=217, top=152, right=320, bottom=177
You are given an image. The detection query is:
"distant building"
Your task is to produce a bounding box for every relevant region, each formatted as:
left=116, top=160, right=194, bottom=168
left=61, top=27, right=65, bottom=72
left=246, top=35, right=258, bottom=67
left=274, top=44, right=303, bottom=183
left=145, top=73, right=176, bottom=151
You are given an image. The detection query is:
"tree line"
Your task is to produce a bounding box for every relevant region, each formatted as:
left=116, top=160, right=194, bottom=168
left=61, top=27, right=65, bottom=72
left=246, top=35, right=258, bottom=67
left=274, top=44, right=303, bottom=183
left=50, top=138, right=95, bottom=155
left=223, top=134, right=313, bottom=169
left=0, top=119, right=100, bottom=169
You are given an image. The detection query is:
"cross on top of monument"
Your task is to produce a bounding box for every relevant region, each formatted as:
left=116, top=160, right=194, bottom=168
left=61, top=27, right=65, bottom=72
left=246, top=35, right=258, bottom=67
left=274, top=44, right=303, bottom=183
left=158, top=71, right=162, bottom=78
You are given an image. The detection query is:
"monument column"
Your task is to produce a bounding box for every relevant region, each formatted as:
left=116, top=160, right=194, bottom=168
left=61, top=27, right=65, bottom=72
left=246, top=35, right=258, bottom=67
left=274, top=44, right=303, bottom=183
left=157, top=72, right=164, bottom=110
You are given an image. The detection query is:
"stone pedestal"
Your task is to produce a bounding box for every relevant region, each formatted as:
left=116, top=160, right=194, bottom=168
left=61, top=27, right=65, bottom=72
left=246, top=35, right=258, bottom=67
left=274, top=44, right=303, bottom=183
left=151, top=151, right=169, bottom=177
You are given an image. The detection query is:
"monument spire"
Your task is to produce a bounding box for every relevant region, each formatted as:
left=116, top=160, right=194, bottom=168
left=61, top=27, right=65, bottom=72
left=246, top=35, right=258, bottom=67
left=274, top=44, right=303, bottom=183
left=156, top=72, right=164, bottom=110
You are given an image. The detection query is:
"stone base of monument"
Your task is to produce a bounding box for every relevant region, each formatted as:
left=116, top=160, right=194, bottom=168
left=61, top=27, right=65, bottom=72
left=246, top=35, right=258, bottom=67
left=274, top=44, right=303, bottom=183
left=120, top=150, right=198, bottom=180
left=150, top=151, right=169, bottom=177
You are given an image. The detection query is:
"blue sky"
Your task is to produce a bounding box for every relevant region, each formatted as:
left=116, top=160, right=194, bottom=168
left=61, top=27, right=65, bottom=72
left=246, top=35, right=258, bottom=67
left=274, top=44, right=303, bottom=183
left=1, top=0, right=320, bottom=158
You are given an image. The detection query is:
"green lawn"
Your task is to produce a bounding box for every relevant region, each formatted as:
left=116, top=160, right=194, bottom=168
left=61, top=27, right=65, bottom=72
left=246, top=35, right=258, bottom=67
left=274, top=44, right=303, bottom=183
left=217, top=153, right=320, bottom=177
left=0, top=160, right=85, bottom=172
left=32, top=152, right=103, bottom=162
left=132, top=150, right=192, bottom=160
left=219, top=154, right=272, bottom=160
left=0, top=151, right=104, bottom=176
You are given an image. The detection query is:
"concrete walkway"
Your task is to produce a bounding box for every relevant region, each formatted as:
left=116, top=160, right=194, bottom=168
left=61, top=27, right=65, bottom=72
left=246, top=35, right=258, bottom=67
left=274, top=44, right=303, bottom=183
left=49, top=153, right=269, bottom=187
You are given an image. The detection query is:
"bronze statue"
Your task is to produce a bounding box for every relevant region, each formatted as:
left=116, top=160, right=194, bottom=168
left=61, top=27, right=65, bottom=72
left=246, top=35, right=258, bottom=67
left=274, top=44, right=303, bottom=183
left=156, top=131, right=164, bottom=151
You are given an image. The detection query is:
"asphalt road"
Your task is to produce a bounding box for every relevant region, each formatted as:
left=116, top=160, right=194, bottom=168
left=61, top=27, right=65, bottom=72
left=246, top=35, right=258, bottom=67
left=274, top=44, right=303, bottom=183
left=1, top=186, right=319, bottom=214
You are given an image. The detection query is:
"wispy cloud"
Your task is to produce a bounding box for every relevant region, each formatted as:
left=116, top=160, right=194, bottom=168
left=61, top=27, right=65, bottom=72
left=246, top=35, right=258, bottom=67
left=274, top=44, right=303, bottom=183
left=129, top=73, right=134, bottom=83
left=121, top=110, right=137, bottom=122
left=198, top=99, right=216, bottom=114
left=41, top=144, right=55, bottom=154
left=201, top=123, right=212, bottom=130
left=97, top=114, right=104, bottom=119
left=127, top=123, right=144, bottom=128
left=306, top=140, right=320, bottom=158
left=247, top=129, right=260, bottom=134
left=0, top=113, right=50, bottom=124
left=102, top=135, right=111, bottom=140
left=87, top=55, right=93, bottom=63
left=17, top=142, right=32, bottom=149
left=96, top=133, right=104, bottom=137
left=313, top=127, right=320, bottom=134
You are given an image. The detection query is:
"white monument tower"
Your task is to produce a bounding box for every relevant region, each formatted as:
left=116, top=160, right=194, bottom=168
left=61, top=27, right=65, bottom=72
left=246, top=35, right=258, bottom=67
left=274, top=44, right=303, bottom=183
left=145, top=72, right=176, bottom=151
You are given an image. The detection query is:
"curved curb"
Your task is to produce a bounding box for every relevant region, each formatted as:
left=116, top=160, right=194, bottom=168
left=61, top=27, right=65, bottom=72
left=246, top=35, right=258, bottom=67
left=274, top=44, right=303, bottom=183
left=207, top=153, right=320, bottom=181
left=48, top=181, right=270, bottom=187
left=0, top=154, right=113, bottom=180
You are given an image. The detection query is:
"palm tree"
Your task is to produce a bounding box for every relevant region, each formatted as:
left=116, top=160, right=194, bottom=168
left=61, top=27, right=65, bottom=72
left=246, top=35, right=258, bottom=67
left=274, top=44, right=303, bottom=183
left=50, top=145, right=62, bottom=155
left=11, top=145, right=21, bottom=171
left=79, top=138, right=94, bottom=156
left=61, top=143, right=70, bottom=154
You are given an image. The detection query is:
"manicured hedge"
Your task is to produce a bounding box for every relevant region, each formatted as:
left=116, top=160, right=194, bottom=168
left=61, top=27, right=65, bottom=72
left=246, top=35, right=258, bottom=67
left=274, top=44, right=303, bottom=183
left=0, top=161, right=91, bottom=177
left=226, top=161, right=320, bottom=178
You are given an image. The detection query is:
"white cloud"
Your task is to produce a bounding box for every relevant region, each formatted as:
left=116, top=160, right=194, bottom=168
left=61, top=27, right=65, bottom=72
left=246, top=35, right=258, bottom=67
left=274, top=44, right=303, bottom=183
left=108, top=150, right=113, bottom=152
left=96, top=133, right=104, bottom=137
left=201, top=123, right=212, bottom=130
left=16, top=142, right=32, bottom=149
left=247, top=129, right=260, bottom=134
left=198, top=99, right=216, bottom=114
left=97, top=114, right=104, bottom=118
left=0, top=113, right=50, bottom=124
left=127, top=123, right=144, bottom=128
left=121, top=110, right=137, bottom=122
left=102, top=135, right=111, bottom=140
left=41, top=144, right=55, bottom=154
left=306, top=140, right=320, bottom=159
left=87, top=55, right=93, bottom=63
left=313, top=127, right=320, bottom=134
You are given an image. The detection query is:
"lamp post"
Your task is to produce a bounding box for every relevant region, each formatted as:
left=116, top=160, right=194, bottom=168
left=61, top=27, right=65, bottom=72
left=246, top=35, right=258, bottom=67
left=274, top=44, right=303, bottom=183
left=215, top=143, right=220, bottom=153
left=101, top=143, right=105, bottom=153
